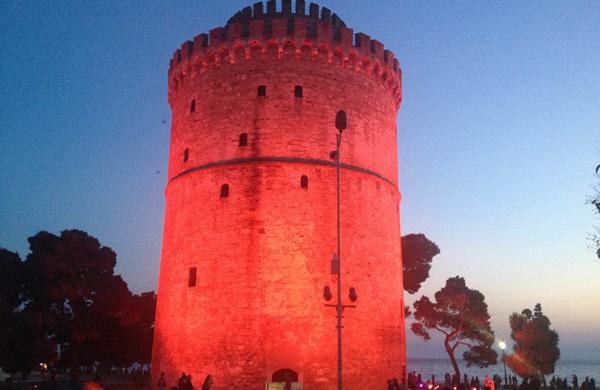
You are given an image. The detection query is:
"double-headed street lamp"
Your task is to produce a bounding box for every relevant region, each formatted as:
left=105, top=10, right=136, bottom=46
left=322, top=110, right=357, bottom=390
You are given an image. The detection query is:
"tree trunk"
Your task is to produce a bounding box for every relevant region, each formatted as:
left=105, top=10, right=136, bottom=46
left=445, top=336, right=461, bottom=386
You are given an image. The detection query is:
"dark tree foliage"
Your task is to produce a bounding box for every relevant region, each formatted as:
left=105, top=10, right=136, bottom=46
left=411, top=276, right=497, bottom=384
left=0, top=230, right=156, bottom=374
left=0, top=249, right=55, bottom=376
left=505, top=303, right=560, bottom=379
left=402, top=234, right=440, bottom=294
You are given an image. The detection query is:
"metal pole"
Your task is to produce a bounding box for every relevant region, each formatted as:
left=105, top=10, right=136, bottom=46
left=336, top=132, right=343, bottom=390
left=503, top=350, right=507, bottom=386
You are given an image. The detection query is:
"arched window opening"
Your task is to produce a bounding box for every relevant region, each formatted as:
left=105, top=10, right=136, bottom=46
left=188, top=267, right=197, bottom=287
left=190, top=99, right=196, bottom=112
left=294, top=85, right=303, bottom=98
left=239, top=133, right=248, bottom=147
left=272, top=369, right=299, bottom=388
left=300, top=175, right=309, bottom=189
left=257, top=85, right=267, bottom=97
left=183, top=148, right=189, bottom=163
left=220, top=184, right=229, bottom=198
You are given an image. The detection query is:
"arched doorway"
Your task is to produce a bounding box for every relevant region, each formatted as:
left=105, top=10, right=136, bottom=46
left=272, top=368, right=299, bottom=390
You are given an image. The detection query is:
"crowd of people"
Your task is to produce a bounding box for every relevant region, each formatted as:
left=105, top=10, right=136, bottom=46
left=156, top=372, right=214, bottom=390
left=403, top=371, right=597, bottom=390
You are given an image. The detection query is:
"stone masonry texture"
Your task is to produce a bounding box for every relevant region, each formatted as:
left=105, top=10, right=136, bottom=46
left=152, top=1, right=406, bottom=389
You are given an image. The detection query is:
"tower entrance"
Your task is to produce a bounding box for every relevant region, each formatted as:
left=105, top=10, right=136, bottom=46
left=269, top=368, right=300, bottom=390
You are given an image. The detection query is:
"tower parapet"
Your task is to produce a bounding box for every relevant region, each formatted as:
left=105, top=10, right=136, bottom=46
left=168, top=1, right=402, bottom=107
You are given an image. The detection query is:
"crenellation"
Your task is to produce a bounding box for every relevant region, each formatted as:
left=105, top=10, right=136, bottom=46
left=370, top=39, right=384, bottom=62
left=210, top=27, right=226, bottom=47
left=309, top=3, right=319, bottom=18
left=339, top=26, right=354, bottom=46
left=296, top=0, right=305, bottom=16
left=282, top=0, right=292, bottom=15
left=253, top=2, right=264, bottom=18
left=267, top=0, right=276, bottom=16
left=242, top=6, right=253, bottom=20
left=194, top=33, right=209, bottom=49
left=354, top=32, right=371, bottom=54
left=320, top=7, right=331, bottom=22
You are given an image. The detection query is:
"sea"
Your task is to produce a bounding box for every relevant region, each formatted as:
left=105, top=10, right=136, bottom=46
left=407, top=359, right=600, bottom=382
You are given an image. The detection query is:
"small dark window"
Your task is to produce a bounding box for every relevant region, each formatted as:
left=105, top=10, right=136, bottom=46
left=190, top=99, right=196, bottom=112
left=220, top=184, right=229, bottom=198
left=257, top=85, right=267, bottom=96
left=239, top=133, right=248, bottom=147
left=300, top=175, right=308, bottom=189
left=183, top=148, right=189, bottom=163
left=294, top=85, right=303, bottom=98
left=188, top=267, right=197, bottom=287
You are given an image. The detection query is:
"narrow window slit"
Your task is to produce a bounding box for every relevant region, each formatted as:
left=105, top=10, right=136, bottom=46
left=220, top=184, right=230, bottom=198
left=239, top=133, right=248, bottom=147
left=301, top=175, right=309, bottom=189
left=188, top=267, right=197, bottom=287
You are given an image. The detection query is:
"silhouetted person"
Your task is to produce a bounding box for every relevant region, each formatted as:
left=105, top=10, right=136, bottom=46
left=184, top=375, right=194, bottom=390
left=158, top=372, right=167, bottom=390
left=201, top=375, right=214, bottom=390
left=178, top=372, right=188, bottom=390
left=573, top=375, right=579, bottom=390
left=590, top=378, right=596, bottom=390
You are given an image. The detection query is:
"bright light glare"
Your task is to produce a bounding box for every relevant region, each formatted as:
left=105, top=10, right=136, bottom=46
left=498, top=340, right=506, bottom=350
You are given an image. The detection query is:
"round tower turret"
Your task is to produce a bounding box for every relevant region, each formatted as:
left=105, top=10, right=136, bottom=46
left=153, top=1, right=406, bottom=388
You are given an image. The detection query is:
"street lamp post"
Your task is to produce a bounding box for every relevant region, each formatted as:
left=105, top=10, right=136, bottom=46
left=322, top=110, right=357, bottom=390
left=498, top=340, right=508, bottom=387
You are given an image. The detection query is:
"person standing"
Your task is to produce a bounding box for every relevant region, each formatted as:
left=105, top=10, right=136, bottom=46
left=157, top=372, right=167, bottom=390
left=177, top=372, right=188, bottom=390
left=201, top=375, right=214, bottom=390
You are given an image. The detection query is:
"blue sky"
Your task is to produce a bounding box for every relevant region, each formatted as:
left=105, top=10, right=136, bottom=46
left=1, top=1, right=599, bottom=360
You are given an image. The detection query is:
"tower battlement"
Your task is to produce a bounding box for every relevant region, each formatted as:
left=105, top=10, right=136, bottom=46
left=168, top=0, right=402, bottom=107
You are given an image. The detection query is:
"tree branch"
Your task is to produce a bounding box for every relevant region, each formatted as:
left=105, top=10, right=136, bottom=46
left=435, top=325, right=450, bottom=336
left=452, top=340, right=475, bottom=351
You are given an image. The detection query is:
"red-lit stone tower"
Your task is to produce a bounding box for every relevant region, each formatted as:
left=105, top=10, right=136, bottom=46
left=153, top=1, right=405, bottom=389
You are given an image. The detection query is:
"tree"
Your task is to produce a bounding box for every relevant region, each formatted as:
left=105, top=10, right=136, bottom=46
left=411, top=276, right=497, bottom=383
left=23, top=230, right=136, bottom=371
left=0, top=249, right=55, bottom=376
left=402, top=234, right=440, bottom=317
left=504, top=303, right=560, bottom=379
left=402, top=234, right=440, bottom=294
left=0, top=229, right=156, bottom=374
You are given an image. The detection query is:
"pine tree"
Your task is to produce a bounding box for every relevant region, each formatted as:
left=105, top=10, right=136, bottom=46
left=505, top=303, right=560, bottom=379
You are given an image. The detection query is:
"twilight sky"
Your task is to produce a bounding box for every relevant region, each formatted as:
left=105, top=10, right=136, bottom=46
left=1, top=1, right=599, bottom=360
